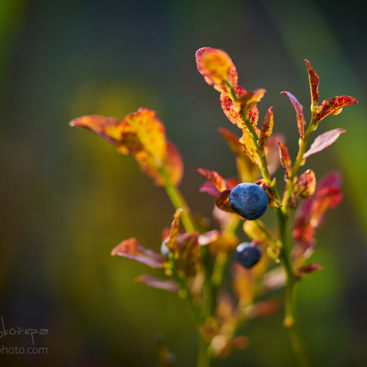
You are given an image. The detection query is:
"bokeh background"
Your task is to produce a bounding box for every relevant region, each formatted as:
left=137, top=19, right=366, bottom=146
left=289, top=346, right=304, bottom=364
left=1, top=0, right=366, bottom=366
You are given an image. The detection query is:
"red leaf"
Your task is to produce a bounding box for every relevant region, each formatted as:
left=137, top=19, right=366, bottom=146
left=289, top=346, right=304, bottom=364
left=304, top=59, right=320, bottom=109
left=292, top=172, right=342, bottom=259
left=111, top=238, right=165, bottom=269
left=314, top=96, right=358, bottom=125
left=240, top=128, right=261, bottom=166
left=259, top=107, right=274, bottom=150
left=135, top=274, right=179, bottom=292
left=281, top=91, right=306, bottom=139
left=265, top=133, right=284, bottom=175
left=296, top=263, right=323, bottom=278
left=294, top=169, right=316, bottom=199
left=278, top=142, right=292, bottom=178
left=248, top=105, right=259, bottom=127
left=196, top=169, right=227, bottom=192
left=303, top=128, right=346, bottom=159
left=216, top=190, right=233, bottom=212
left=195, top=47, right=238, bottom=93
left=234, top=89, right=266, bottom=116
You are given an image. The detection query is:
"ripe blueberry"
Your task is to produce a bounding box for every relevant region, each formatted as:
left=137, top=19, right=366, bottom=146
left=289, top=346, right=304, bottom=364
left=229, top=183, right=268, bottom=220
left=235, top=242, right=262, bottom=268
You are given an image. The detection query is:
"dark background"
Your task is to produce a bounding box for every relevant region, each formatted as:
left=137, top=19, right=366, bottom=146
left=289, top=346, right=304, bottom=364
left=1, top=0, right=366, bottom=366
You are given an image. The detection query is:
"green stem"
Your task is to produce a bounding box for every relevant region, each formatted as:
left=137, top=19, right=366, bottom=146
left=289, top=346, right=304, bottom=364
left=158, top=166, right=214, bottom=367
left=159, top=166, right=196, bottom=233
left=277, top=208, right=310, bottom=367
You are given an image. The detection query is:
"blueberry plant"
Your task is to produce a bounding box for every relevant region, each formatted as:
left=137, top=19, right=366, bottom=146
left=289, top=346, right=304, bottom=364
left=70, top=47, right=357, bottom=367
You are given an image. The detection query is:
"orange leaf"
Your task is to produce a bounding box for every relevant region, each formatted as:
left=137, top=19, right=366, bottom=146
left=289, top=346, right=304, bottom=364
left=119, top=108, right=166, bottom=160
left=304, top=59, right=320, bottom=109
left=234, top=88, right=266, bottom=116
left=71, top=108, right=183, bottom=187
left=258, top=107, right=274, bottom=150
left=314, top=96, right=358, bottom=125
left=240, top=128, right=261, bottom=166
left=69, top=115, right=123, bottom=144
left=278, top=142, right=292, bottom=178
left=281, top=91, right=306, bottom=139
left=195, top=47, right=238, bottom=93
left=218, top=128, right=259, bottom=181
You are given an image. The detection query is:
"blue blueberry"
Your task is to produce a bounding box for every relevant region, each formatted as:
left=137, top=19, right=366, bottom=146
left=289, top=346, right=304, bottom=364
left=229, top=183, right=268, bottom=220
left=235, top=242, right=262, bottom=268
left=160, top=242, right=170, bottom=258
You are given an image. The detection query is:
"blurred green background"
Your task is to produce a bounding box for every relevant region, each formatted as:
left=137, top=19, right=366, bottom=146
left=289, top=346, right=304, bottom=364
left=1, top=0, right=366, bottom=366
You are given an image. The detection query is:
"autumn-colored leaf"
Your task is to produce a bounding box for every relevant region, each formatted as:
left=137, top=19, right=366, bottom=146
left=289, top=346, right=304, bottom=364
left=243, top=220, right=267, bottom=241
left=71, top=108, right=183, bottom=187
left=164, top=209, right=182, bottom=252
left=248, top=105, right=259, bottom=126
left=218, top=128, right=259, bottom=182
left=240, top=128, right=261, bottom=166
left=220, top=86, right=247, bottom=128
left=294, top=169, right=316, bottom=199
left=111, top=237, right=165, bottom=269
left=281, top=91, right=306, bottom=139
left=234, top=89, right=266, bottom=115
left=278, top=142, right=292, bottom=178
left=303, top=128, right=346, bottom=159
left=296, top=263, right=323, bottom=278
left=314, top=96, right=358, bottom=125
left=196, top=169, right=227, bottom=192
left=135, top=275, right=179, bottom=292
left=265, top=133, right=284, bottom=175
left=69, top=115, right=123, bottom=144
left=305, top=59, right=320, bottom=109
left=292, top=172, right=342, bottom=260
left=216, top=190, right=233, bottom=212
left=258, top=107, right=274, bottom=150
left=195, top=47, right=238, bottom=93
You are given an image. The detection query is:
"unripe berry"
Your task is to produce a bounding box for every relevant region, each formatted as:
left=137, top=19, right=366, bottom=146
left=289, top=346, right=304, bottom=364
left=235, top=242, right=262, bottom=268
left=229, top=183, right=268, bottom=220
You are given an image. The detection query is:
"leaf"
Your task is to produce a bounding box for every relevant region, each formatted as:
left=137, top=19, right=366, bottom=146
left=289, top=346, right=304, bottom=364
left=265, top=133, right=284, bottom=175
left=195, top=47, right=238, bottom=93
left=161, top=140, right=184, bottom=186
left=216, top=190, right=233, bottom=212
left=220, top=86, right=247, bottom=128
left=292, top=172, right=342, bottom=260
left=135, top=274, right=179, bottom=292
left=218, top=127, right=259, bottom=182
left=304, top=59, right=320, bottom=109
left=240, top=128, right=261, bottom=166
left=314, top=96, right=358, bottom=125
left=196, top=169, right=227, bottom=192
left=234, top=89, right=266, bottom=116
left=294, top=169, right=316, bottom=199
left=278, top=142, right=292, bottom=178
left=248, top=105, right=259, bottom=127
left=258, top=107, right=274, bottom=150
left=111, top=238, right=165, bottom=269
left=303, top=128, right=346, bottom=159
left=174, top=233, right=201, bottom=278
left=296, top=263, right=323, bottom=278
left=164, top=209, right=182, bottom=252
left=71, top=108, right=183, bottom=187
left=281, top=91, right=306, bottom=139
left=69, top=115, right=123, bottom=145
